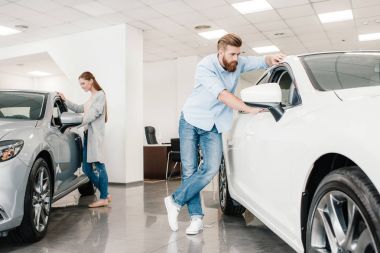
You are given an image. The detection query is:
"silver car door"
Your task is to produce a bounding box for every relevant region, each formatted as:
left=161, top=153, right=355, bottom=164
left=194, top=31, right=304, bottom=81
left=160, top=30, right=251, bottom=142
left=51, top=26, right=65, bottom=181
left=52, top=99, right=82, bottom=193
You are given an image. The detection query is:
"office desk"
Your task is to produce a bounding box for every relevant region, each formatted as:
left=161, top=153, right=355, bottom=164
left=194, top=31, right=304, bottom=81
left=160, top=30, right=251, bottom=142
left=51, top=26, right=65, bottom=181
left=143, top=144, right=171, bottom=179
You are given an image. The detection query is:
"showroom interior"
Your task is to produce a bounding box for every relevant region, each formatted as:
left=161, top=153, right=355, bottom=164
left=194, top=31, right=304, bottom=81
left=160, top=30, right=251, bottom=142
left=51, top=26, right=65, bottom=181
left=0, top=0, right=379, bottom=252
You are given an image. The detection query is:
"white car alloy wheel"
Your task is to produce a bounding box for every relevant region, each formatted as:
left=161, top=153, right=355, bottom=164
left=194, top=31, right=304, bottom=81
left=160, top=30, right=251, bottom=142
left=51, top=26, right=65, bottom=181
left=310, top=191, right=377, bottom=252
left=306, top=167, right=380, bottom=253
left=219, top=158, right=227, bottom=209
left=32, top=165, right=51, bottom=233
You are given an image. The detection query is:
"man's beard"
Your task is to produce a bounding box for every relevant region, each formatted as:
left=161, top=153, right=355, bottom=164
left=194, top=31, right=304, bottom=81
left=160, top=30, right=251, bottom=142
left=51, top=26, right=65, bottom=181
left=222, top=57, right=238, bottom=72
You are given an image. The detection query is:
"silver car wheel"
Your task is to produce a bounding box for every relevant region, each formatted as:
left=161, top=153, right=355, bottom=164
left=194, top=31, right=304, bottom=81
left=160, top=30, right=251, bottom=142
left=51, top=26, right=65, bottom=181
left=32, top=166, right=51, bottom=233
left=310, top=190, right=378, bottom=253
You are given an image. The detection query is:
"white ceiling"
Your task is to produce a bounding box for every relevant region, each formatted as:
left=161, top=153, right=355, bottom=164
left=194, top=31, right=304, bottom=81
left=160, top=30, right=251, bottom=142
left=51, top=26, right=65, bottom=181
left=0, top=52, right=63, bottom=77
left=0, top=0, right=378, bottom=63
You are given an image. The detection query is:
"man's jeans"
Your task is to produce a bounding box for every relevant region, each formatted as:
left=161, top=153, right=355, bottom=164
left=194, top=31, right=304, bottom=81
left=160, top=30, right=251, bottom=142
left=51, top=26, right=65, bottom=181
left=83, top=132, right=109, bottom=200
left=172, top=113, right=223, bottom=218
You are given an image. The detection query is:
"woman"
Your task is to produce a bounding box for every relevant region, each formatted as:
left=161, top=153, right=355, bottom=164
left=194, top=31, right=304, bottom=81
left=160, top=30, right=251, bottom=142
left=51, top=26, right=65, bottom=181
left=58, top=71, right=110, bottom=208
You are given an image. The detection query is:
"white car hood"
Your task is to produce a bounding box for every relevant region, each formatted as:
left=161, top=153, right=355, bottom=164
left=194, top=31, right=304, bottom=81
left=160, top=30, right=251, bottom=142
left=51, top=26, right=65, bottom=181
left=334, top=86, right=380, bottom=101
left=0, top=120, right=37, bottom=140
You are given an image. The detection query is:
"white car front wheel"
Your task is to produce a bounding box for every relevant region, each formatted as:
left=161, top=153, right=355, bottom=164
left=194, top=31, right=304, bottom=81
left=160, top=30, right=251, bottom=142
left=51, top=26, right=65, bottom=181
left=306, top=167, right=380, bottom=253
left=218, top=157, right=245, bottom=216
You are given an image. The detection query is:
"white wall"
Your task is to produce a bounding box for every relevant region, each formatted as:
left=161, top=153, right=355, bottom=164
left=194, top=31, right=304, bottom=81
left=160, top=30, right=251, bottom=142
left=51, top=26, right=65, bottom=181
left=124, top=25, right=144, bottom=183
left=143, top=59, right=177, bottom=143
left=176, top=56, right=200, bottom=116
left=143, top=56, right=199, bottom=143
left=0, top=24, right=143, bottom=184
left=0, top=72, right=34, bottom=89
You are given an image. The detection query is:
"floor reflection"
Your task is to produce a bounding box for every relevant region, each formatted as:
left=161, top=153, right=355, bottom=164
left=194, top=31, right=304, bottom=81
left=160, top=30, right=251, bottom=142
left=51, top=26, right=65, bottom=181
left=0, top=180, right=295, bottom=253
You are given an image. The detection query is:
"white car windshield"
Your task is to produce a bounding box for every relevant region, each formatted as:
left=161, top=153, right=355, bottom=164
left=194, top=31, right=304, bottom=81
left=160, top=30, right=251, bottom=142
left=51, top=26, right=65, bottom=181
left=302, top=52, right=380, bottom=91
left=0, top=91, right=46, bottom=120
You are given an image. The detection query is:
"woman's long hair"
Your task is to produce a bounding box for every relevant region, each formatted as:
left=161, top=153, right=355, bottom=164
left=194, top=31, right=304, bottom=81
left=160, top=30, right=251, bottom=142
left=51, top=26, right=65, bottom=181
left=79, top=71, right=108, bottom=123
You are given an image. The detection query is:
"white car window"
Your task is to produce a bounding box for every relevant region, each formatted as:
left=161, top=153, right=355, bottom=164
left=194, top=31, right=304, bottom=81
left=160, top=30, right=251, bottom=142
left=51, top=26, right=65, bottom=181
left=270, top=68, right=301, bottom=107
left=303, top=52, right=380, bottom=90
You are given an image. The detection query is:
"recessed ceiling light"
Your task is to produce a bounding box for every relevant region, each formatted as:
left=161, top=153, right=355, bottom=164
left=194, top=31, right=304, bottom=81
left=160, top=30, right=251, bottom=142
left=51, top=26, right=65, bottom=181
left=318, top=9, right=353, bottom=23
left=73, top=2, right=114, bottom=17
left=0, top=25, right=21, bottom=36
left=232, top=0, right=272, bottom=14
left=358, top=32, right=380, bottom=41
left=252, top=45, right=280, bottom=54
left=28, top=71, right=52, bottom=77
left=198, top=29, right=228, bottom=40
left=15, top=25, right=28, bottom=29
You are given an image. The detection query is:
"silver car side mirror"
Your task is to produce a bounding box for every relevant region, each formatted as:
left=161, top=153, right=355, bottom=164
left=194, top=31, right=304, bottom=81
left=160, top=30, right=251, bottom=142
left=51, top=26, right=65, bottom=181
left=60, top=112, right=82, bottom=126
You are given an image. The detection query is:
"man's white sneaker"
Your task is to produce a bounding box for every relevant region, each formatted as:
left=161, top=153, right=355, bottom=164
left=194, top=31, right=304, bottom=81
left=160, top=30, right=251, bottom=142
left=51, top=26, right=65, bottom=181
left=164, top=196, right=180, bottom=232
left=186, top=217, right=203, bottom=235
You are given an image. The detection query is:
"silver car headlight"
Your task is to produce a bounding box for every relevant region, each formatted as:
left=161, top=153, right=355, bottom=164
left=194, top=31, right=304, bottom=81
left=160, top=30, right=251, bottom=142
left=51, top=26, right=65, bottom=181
left=0, top=140, right=24, bottom=162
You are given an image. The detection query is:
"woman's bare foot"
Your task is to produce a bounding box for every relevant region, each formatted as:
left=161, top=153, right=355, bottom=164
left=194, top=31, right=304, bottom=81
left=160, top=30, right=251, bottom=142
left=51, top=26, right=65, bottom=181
left=107, top=195, right=112, bottom=203
left=88, top=199, right=108, bottom=208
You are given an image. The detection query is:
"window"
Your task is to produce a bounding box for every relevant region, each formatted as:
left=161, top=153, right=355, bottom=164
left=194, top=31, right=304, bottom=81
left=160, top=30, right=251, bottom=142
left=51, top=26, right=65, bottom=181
left=302, top=52, right=380, bottom=91
left=270, top=67, right=301, bottom=107
left=256, top=71, right=271, bottom=85
left=0, top=92, right=45, bottom=120
left=51, top=98, right=67, bottom=127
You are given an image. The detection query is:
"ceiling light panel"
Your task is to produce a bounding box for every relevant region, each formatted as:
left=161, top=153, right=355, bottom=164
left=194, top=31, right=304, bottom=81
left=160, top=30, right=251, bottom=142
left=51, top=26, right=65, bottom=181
left=358, top=32, right=380, bottom=41
left=252, top=45, right=280, bottom=53
left=198, top=29, right=228, bottom=40
left=28, top=71, right=52, bottom=77
left=318, top=9, right=353, bottom=23
left=0, top=25, right=21, bottom=36
left=232, top=0, right=273, bottom=14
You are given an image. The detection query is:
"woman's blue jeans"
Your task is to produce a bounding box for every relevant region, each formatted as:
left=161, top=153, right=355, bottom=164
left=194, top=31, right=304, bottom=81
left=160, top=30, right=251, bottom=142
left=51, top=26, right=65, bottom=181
left=83, top=132, right=109, bottom=200
left=172, top=114, right=223, bottom=218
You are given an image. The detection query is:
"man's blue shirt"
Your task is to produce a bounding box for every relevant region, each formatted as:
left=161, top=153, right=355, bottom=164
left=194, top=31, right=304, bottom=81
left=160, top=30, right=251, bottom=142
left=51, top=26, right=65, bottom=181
left=182, top=54, right=268, bottom=133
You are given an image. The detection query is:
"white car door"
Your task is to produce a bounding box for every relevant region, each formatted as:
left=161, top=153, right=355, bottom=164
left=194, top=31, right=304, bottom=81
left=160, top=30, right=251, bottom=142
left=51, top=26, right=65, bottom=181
left=232, top=67, right=304, bottom=242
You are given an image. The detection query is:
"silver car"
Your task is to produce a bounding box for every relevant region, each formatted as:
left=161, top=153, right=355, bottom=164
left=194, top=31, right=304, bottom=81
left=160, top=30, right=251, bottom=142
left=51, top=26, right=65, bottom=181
left=0, top=90, right=94, bottom=242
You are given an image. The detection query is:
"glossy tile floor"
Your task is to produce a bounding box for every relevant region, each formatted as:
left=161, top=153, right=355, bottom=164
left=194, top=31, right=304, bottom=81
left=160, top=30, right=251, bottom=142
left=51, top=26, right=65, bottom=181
left=0, top=180, right=295, bottom=253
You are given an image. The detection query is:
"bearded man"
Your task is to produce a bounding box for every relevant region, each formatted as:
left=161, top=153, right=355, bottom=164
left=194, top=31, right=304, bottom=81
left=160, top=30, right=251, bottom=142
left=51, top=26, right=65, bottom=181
left=164, top=33, right=284, bottom=235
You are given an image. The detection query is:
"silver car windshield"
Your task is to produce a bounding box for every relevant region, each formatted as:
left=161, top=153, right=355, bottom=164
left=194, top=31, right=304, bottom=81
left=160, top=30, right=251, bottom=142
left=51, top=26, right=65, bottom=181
left=302, top=52, right=380, bottom=91
left=0, top=92, right=46, bottom=120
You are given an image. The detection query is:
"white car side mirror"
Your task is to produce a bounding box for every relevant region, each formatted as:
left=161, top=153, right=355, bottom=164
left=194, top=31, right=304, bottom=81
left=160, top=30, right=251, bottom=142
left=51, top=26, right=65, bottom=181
left=241, top=83, right=284, bottom=121
left=241, top=83, right=282, bottom=103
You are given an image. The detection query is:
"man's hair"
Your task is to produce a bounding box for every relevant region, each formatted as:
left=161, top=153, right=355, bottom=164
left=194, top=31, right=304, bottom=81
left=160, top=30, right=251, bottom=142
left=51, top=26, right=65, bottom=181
left=217, top=33, right=242, bottom=50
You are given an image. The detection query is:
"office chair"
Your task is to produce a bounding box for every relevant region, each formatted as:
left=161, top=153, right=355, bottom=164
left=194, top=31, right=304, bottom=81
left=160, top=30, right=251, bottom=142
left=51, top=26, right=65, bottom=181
left=144, top=126, right=158, bottom=144
left=166, top=138, right=181, bottom=180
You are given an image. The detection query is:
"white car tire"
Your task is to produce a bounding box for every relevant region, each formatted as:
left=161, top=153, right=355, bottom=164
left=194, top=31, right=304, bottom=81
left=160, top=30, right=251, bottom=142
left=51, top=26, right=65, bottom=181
left=219, top=157, right=246, bottom=216
left=306, top=167, right=380, bottom=252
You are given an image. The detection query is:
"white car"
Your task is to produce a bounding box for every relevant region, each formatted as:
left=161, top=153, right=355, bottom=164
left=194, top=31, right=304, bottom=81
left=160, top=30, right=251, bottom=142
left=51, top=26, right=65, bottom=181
left=219, top=52, right=380, bottom=253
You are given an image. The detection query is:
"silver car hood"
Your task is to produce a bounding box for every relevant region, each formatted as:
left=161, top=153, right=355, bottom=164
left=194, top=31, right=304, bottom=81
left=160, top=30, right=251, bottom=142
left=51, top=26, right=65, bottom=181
left=0, top=120, right=37, bottom=140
